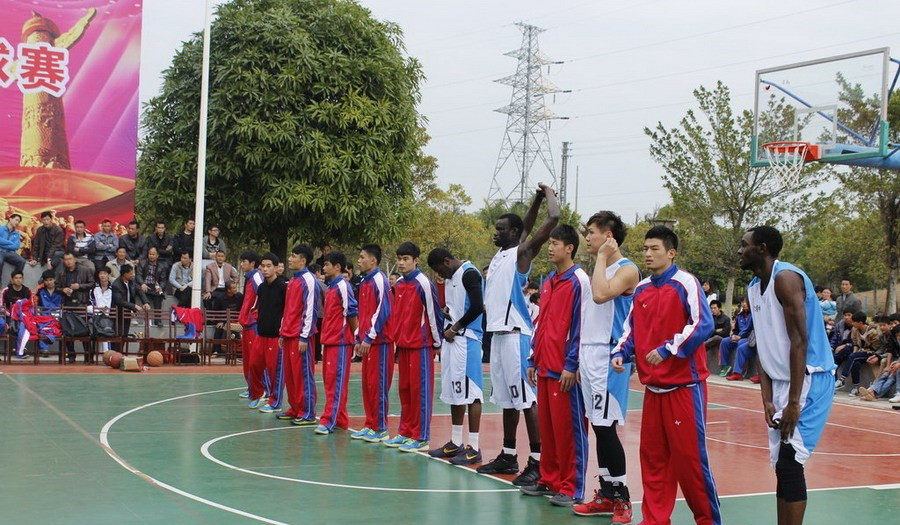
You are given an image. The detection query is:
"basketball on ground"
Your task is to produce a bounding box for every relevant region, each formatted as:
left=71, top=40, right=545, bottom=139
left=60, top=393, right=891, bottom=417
left=107, top=351, right=123, bottom=369
left=146, top=350, right=164, bottom=367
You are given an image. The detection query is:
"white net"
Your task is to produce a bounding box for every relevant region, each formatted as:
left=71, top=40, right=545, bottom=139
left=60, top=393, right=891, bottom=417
left=763, top=141, right=809, bottom=188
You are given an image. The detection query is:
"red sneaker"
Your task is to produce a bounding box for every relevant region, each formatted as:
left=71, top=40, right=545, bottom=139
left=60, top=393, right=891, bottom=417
left=749, top=375, right=761, bottom=384
left=572, top=490, right=614, bottom=516
left=726, top=373, right=743, bottom=381
left=612, top=499, right=634, bottom=524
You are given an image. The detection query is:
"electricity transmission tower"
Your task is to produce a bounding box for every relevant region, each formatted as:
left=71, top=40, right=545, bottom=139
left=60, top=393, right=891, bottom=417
left=488, top=22, right=568, bottom=205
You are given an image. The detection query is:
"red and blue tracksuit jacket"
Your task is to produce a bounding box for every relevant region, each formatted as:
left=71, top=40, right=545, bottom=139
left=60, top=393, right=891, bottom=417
left=527, top=264, right=584, bottom=379
left=357, top=269, right=393, bottom=345
left=238, top=269, right=263, bottom=330
left=280, top=268, right=319, bottom=342
left=613, top=264, right=714, bottom=388
left=320, top=276, right=358, bottom=346
left=390, top=269, right=443, bottom=350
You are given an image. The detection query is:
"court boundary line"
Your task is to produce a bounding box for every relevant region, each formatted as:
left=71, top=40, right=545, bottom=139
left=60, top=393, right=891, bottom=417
left=705, top=436, right=900, bottom=457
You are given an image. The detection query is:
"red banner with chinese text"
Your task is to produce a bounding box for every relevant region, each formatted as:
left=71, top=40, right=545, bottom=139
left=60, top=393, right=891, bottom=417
left=0, top=0, right=141, bottom=251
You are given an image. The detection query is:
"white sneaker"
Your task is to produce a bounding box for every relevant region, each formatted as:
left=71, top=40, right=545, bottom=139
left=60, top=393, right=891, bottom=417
left=848, top=386, right=860, bottom=397
left=834, top=378, right=845, bottom=390
left=889, top=394, right=900, bottom=403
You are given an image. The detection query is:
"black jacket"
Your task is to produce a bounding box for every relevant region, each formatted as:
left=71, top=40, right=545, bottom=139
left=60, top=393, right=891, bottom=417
left=112, top=277, right=149, bottom=311
left=146, top=233, right=175, bottom=263
left=55, top=263, right=95, bottom=306
left=119, top=234, right=148, bottom=261
left=255, top=277, right=286, bottom=337
left=173, top=231, right=195, bottom=258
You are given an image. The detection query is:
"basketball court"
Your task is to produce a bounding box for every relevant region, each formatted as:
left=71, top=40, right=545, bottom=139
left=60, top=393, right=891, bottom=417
left=0, top=364, right=896, bottom=525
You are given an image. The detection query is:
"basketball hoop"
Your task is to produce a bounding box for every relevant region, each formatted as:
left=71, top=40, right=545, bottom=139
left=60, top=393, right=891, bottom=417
left=762, top=141, right=819, bottom=187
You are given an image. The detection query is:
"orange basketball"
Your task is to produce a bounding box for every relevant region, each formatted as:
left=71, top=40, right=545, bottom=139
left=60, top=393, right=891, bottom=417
left=102, top=352, right=113, bottom=366
left=146, top=350, right=164, bottom=367
left=107, top=351, right=123, bottom=369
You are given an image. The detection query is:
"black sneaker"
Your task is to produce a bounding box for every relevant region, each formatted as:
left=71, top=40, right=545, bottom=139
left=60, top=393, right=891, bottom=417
left=428, top=441, right=461, bottom=458
left=549, top=493, right=580, bottom=507
left=475, top=452, right=519, bottom=474
left=449, top=446, right=482, bottom=466
left=512, top=456, right=540, bottom=486
left=519, top=483, right=556, bottom=497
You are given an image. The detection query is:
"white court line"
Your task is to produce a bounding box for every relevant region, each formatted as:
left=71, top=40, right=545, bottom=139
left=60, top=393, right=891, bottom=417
left=201, top=427, right=518, bottom=493
left=705, top=437, right=900, bottom=457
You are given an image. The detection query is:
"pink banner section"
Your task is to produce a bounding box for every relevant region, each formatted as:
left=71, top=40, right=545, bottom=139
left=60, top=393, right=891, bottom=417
left=0, top=0, right=141, bottom=250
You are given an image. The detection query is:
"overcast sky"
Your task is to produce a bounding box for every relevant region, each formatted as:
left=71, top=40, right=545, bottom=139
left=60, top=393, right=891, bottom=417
left=141, top=0, right=900, bottom=222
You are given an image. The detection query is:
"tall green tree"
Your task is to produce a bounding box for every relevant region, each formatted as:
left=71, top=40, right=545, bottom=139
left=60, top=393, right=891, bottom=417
left=137, top=0, right=424, bottom=258
left=644, top=81, right=823, bottom=311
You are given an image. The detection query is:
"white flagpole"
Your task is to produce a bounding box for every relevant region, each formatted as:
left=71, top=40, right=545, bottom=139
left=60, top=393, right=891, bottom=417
left=190, top=0, right=213, bottom=309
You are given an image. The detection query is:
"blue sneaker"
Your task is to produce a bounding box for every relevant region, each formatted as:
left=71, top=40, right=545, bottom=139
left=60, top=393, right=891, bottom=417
left=248, top=397, right=266, bottom=409
left=383, top=435, right=407, bottom=448
left=350, top=427, right=371, bottom=440
left=258, top=404, right=277, bottom=413
left=314, top=425, right=332, bottom=435
left=238, top=391, right=250, bottom=399
left=399, top=439, right=428, bottom=453
left=363, top=429, right=390, bottom=443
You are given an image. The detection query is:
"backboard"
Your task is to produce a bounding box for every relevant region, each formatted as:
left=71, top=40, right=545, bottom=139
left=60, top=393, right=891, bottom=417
left=751, top=47, right=900, bottom=170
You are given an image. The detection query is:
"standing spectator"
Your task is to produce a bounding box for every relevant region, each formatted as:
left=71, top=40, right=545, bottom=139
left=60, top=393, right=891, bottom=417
left=146, top=221, right=175, bottom=275
left=203, top=250, right=239, bottom=304
left=819, top=287, right=837, bottom=324
left=66, top=220, right=96, bottom=274
left=119, top=221, right=147, bottom=264
left=169, top=252, right=194, bottom=308
left=315, top=243, right=332, bottom=268
left=835, top=278, right=862, bottom=315
left=722, top=297, right=754, bottom=379
left=29, top=211, right=65, bottom=269
left=202, top=225, right=226, bottom=268
left=0, top=213, right=26, bottom=275
left=93, top=219, right=119, bottom=268
left=706, top=299, right=730, bottom=358
left=835, top=311, right=880, bottom=395
left=105, top=247, right=130, bottom=281
left=55, top=253, right=94, bottom=308
left=172, top=219, right=195, bottom=259
left=111, top=264, right=150, bottom=340
left=138, top=247, right=168, bottom=317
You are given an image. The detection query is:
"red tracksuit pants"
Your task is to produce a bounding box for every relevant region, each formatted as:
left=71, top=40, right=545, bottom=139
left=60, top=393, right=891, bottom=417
left=397, top=347, right=434, bottom=441
left=362, top=343, right=395, bottom=432
left=319, top=344, right=352, bottom=430
left=537, top=375, right=589, bottom=500
left=250, top=336, right=284, bottom=408
left=283, top=337, right=317, bottom=421
left=241, top=327, right=256, bottom=386
left=640, top=382, right=721, bottom=525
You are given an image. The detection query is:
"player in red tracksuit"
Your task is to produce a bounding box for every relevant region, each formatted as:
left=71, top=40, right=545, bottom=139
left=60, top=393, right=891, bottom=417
left=238, top=250, right=264, bottom=401
left=523, top=225, right=590, bottom=507
left=251, top=253, right=287, bottom=413
left=316, top=251, right=359, bottom=434
left=351, top=244, right=396, bottom=443
left=385, top=241, right=443, bottom=452
left=611, top=226, right=720, bottom=525
left=277, top=244, right=319, bottom=426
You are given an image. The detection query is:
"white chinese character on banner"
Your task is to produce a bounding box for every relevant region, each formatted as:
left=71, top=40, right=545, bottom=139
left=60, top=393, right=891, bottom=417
left=17, top=42, right=70, bottom=97
left=0, top=37, right=14, bottom=88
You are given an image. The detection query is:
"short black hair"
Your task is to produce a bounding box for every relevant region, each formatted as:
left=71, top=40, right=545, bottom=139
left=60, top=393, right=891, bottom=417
left=180, top=251, right=192, bottom=259
left=361, top=243, right=383, bottom=264
left=147, top=246, right=159, bottom=254
left=550, top=224, right=579, bottom=254
left=155, top=220, right=166, bottom=227
left=308, top=263, right=322, bottom=274
left=427, top=248, right=453, bottom=269
left=890, top=313, right=900, bottom=323
left=239, top=250, right=260, bottom=267
left=128, top=220, right=139, bottom=228
left=41, top=270, right=55, bottom=281
left=851, top=311, right=867, bottom=323
left=215, top=249, right=226, bottom=255
left=323, top=251, right=347, bottom=271
left=529, top=292, right=540, bottom=305
left=747, top=225, right=783, bottom=258
left=841, top=277, right=852, bottom=284
left=120, top=264, right=134, bottom=276
left=10, top=270, right=23, bottom=278
left=396, top=241, right=421, bottom=258
left=74, top=220, right=85, bottom=226
left=645, top=225, right=678, bottom=251
left=498, top=213, right=525, bottom=235
left=710, top=300, right=722, bottom=308
left=116, top=246, right=127, bottom=253
left=260, top=252, right=280, bottom=266
left=390, top=271, right=401, bottom=278
left=8, top=213, right=21, bottom=221
left=40, top=211, right=52, bottom=219
left=586, top=210, right=627, bottom=245
left=874, top=315, right=889, bottom=324
left=291, top=244, right=314, bottom=264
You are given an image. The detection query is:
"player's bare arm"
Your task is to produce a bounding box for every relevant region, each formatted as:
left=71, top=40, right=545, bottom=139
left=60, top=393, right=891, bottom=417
left=774, top=270, right=809, bottom=442
left=517, top=183, right=560, bottom=274
left=592, top=238, right=640, bottom=304
left=519, top=185, right=544, bottom=243
left=758, top=370, right=778, bottom=429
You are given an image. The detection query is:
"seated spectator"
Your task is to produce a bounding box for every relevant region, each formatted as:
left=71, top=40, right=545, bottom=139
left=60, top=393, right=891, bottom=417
left=169, top=252, right=194, bottom=308
left=819, top=287, right=837, bottom=326
left=210, top=281, right=243, bottom=355
left=706, top=299, right=730, bottom=361
left=111, top=264, right=150, bottom=340
left=55, top=253, right=95, bottom=308
left=835, top=277, right=862, bottom=315
left=835, top=311, right=880, bottom=395
left=723, top=297, right=754, bottom=379
left=93, top=218, right=119, bottom=268
left=29, top=210, right=65, bottom=269
left=119, top=220, right=147, bottom=264
left=35, top=270, right=63, bottom=315
left=0, top=213, right=26, bottom=275
left=146, top=221, right=175, bottom=276
left=203, top=250, right=239, bottom=304
left=868, top=315, right=896, bottom=376
left=66, top=219, right=96, bottom=274
left=172, top=219, right=195, bottom=259
left=202, top=225, right=226, bottom=268
left=106, top=246, right=131, bottom=281
left=90, top=268, right=114, bottom=353
left=830, top=310, right=854, bottom=349
left=138, top=247, right=168, bottom=318
left=860, top=324, right=900, bottom=402
left=2, top=271, right=32, bottom=323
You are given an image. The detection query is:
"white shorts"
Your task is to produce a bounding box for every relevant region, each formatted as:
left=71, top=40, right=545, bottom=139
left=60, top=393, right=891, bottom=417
left=489, top=332, right=536, bottom=410
left=767, top=371, right=834, bottom=468
left=580, top=343, right=631, bottom=426
left=440, top=336, right=484, bottom=405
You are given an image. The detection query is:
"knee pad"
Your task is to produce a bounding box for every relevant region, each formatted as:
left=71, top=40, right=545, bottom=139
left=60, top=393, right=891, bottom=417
left=775, top=444, right=807, bottom=502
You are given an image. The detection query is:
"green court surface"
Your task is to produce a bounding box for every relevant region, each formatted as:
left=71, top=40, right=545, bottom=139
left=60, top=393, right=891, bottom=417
left=1, top=372, right=896, bottom=524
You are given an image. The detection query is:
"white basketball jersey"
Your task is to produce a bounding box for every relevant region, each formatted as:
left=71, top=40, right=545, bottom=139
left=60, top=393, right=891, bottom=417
left=581, top=258, right=638, bottom=345
left=446, top=261, right=484, bottom=342
left=485, top=247, right=534, bottom=335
